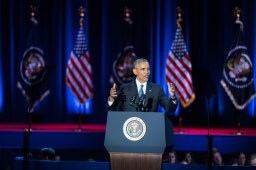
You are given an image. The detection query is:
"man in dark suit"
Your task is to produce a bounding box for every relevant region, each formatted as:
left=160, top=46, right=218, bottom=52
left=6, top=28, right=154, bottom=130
left=107, top=58, right=177, bottom=113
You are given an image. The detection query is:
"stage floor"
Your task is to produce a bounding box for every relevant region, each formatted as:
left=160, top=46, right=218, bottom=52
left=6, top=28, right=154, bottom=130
left=1, top=123, right=255, bottom=135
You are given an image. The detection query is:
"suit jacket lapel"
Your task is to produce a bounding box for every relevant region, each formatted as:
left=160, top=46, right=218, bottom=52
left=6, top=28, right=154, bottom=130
left=146, top=82, right=153, bottom=97
left=129, top=81, right=138, bottom=97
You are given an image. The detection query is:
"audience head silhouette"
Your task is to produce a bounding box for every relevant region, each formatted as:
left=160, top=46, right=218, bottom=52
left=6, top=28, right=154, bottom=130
left=39, top=147, right=56, bottom=160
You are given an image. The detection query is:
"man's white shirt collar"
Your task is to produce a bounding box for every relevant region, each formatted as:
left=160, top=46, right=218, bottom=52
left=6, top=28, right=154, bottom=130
left=135, top=79, right=147, bottom=94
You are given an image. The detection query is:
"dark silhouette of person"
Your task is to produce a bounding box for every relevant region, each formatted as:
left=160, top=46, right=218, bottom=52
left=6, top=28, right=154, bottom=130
left=39, top=148, right=56, bottom=160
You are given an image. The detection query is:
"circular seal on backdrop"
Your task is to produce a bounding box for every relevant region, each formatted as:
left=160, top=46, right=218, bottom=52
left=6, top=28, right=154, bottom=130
left=111, top=46, right=137, bottom=85
left=123, top=117, right=146, bottom=141
left=20, top=46, right=46, bottom=85
left=225, top=46, right=252, bottom=86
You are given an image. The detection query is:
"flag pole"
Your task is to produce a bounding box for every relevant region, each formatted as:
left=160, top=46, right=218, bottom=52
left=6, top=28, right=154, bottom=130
left=233, top=7, right=243, bottom=136
left=109, top=6, right=136, bottom=86
left=25, top=5, right=37, bottom=132
left=75, top=104, right=83, bottom=132
left=176, top=7, right=184, bottom=134
left=27, top=110, right=33, bottom=132
left=235, top=110, right=242, bottom=135
left=66, top=4, right=93, bottom=129
left=124, top=6, right=133, bottom=45
left=23, top=6, right=36, bottom=170
left=74, top=6, right=86, bottom=132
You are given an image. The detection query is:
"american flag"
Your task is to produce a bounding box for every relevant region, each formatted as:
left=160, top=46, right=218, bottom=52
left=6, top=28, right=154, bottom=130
left=165, top=28, right=195, bottom=108
left=66, top=27, right=93, bottom=104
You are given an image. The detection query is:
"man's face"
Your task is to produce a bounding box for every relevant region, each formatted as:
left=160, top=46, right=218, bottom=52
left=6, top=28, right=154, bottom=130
left=133, top=61, right=150, bottom=83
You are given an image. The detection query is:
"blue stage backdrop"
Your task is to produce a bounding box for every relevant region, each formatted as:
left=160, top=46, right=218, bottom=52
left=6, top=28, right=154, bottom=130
left=0, top=0, right=255, bottom=126
left=0, top=0, right=2, bottom=112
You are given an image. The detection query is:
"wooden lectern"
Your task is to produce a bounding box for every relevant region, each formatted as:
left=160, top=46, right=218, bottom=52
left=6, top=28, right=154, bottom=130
left=104, top=111, right=174, bottom=170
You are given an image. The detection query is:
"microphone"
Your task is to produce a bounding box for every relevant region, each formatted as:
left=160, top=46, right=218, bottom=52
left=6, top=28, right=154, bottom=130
left=130, top=96, right=137, bottom=106
left=138, top=94, right=146, bottom=111
left=138, top=95, right=145, bottom=106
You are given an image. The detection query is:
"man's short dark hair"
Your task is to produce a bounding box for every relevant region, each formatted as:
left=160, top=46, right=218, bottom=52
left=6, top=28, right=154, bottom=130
left=133, top=58, right=149, bottom=68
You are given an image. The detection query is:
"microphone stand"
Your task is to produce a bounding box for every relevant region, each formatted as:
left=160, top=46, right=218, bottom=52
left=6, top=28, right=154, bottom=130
left=23, top=108, right=32, bottom=170
left=234, top=109, right=243, bottom=135
left=178, top=113, right=184, bottom=134
left=206, top=94, right=212, bottom=170
left=75, top=105, right=84, bottom=132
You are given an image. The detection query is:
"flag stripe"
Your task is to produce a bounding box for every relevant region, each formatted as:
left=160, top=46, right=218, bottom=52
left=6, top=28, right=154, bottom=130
left=70, top=52, right=91, bottom=95
left=167, top=51, right=193, bottom=93
left=165, top=28, right=195, bottom=108
left=166, top=51, right=194, bottom=102
left=66, top=27, right=93, bottom=104
left=183, top=53, right=192, bottom=74
left=166, top=62, right=189, bottom=102
left=166, top=65, right=190, bottom=103
left=66, top=59, right=89, bottom=100
left=66, top=77, right=84, bottom=103
left=80, top=52, right=93, bottom=91
left=165, top=71, right=186, bottom=103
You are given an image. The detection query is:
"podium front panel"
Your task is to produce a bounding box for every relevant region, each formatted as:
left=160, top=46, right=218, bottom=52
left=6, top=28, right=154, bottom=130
left=104, top=111, right=174, bottom=154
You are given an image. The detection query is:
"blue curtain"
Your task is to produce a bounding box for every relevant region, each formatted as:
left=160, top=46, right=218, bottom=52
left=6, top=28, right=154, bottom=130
left=0, top=0, right=255, bottom=126
left=0, top=0, right=3, bottom=112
